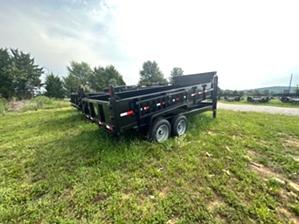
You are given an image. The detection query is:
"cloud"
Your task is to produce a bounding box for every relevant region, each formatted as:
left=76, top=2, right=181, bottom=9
left=0, top=0, right=298, bottom=89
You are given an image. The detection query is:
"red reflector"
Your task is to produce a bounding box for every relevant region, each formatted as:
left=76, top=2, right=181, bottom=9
left=127, top=110, right=134, bottom=115
left=108, top=87, right=112, bottom=97
left=106, top=125, right=113, bottom=131
left=144, top=106, right=149, bottom=110
left=162, top=102, right=166, bottom=105
left=176, top=98, right=179, bottom=101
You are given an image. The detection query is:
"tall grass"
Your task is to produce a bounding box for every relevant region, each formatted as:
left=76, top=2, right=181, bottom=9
left=1, top=96, right=70, bottom=115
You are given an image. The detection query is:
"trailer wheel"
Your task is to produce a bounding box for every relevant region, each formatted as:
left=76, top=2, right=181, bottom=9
left=149, top=119, right=171, bottom=143
left=171, top=115, right=188, bottom=136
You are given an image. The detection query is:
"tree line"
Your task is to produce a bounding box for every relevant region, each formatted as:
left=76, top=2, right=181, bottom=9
left=0, top=48, right=184, bottom=100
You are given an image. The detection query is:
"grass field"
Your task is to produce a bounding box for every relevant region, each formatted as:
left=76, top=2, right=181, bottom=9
left=219, top=98, right=299, bottom=108
left=1, top=104, right=299, bottom=223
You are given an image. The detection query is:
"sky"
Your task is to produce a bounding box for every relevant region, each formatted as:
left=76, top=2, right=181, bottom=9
left=0, top=0, right=299, bottom=90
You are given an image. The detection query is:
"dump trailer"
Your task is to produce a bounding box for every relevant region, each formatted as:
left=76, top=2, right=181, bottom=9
left=247, top=96, right=271, bottom=103
left=76, top=71, right=218, bottom=142
left=273, top=93, right=299, bottom=104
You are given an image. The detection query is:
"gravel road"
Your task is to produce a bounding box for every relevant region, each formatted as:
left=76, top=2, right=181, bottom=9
left=217, top=103, right=299, bottom=116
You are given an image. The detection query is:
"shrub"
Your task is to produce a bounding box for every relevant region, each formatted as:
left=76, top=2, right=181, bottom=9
left=0, top=98, right=9, bottom=115
left=21, top=96, right=69, bottom=112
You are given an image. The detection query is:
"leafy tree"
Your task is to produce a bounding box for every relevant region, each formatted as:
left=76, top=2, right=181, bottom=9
left=169, top=67, right=184, bottom=83
left=64, top=62, right=126, bottom=93
left=0, top=48, right=14, bottom=99
left=87, top=65, right=126, bottom=92
left=108, top=78, right=118, bottom=86
left=88, top=66, right=105, bottom=92
left=138, top=60, right=167, bottom=86
left=7, top=49, right=43, bottom=100
left=67, top=61, right=93, bottom=86
left=63, top=61, right=92, bottom=94
left=104, top=65, right=126, bottom=86
left=63, top=74, right=81, bottom=94
left=44, top=73, right=64, bottom=99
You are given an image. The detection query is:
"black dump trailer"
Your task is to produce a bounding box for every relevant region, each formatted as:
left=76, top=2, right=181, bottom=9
left=72, top=71, right=218, bottom=142
left=247, top=96, right=271, bottom=103
left=273, top=93, right=299, bottom=104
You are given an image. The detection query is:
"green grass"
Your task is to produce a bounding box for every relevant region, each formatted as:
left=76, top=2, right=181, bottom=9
left=219, top=98, right=299, bottom=108
left=1, top=105, right=299, bottom=223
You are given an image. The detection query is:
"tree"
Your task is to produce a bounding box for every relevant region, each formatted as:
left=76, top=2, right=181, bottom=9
left=88, top=66, right=105, bottom=92
left=67, top=61, right=93, bottom=86
left=44, top=73, right=64, bottom=99
left=169, top=67, right=184, bottom=83
left=63, top=74, right=81, bottom=94
left=7, top=49, right=43, bottom=100
left=138, top=60, right=167, bottom=86
left=63, top=61, right=92, bottom=94
left=0, top=48, right=14, bottom=99
left=87, top=65, right=126, bottom=92
left=64, top=62, right=126, bottom=93
left=104, top=65, right=126, bottom=86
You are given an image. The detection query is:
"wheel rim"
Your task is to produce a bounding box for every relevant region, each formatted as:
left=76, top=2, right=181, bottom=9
left=156, top=124, right=169, bottom=142
left=176, top=119, right=187, bottom=135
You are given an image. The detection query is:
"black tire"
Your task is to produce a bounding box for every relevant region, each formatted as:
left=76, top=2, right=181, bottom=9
left=171, top=115, right=188, bottom=136
left=148, top=119, right=171, bottom=143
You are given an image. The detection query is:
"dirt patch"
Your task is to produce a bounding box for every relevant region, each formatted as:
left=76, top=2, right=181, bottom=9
left=279, top=207, right=299, bottom=224
left=259, top=140, right=268, bottom=146
left=207, top=196, right=224, bottom=210
left=92, top=193, right=108, bottom=203
left=247, top=150, right=265, bottom=162
left=249, top=163, right=299, bottom=192
left=207, top=131, right=216, bottom=136
left=215, top=214, right=227, bottom=224
left=166, top=217, right=178, bottom=224
left=292, top=156, right=299, bottom=162
left=248, top=150, right=258, bottom=159
left=121, top=193, right=131, bottom=200
left=283, top=137, right=299, bottom=150
left=159, top=187, right=169, bottom=198
left=280, top=188, right=289, bottom=201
